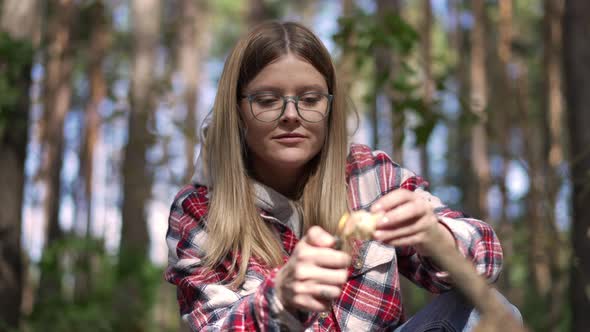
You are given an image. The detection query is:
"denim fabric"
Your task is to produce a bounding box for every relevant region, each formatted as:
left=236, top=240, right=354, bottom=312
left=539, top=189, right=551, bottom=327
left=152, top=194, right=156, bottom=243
left=394, top=289, right=522, bottom=332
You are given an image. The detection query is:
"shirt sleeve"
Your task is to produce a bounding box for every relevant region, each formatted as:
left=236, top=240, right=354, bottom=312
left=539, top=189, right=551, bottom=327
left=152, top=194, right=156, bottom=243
left=345, top=144, right=503, bottom=293
left=391, top=161, right=504, bottom=293
left=164, top=186, right=313, bottom=331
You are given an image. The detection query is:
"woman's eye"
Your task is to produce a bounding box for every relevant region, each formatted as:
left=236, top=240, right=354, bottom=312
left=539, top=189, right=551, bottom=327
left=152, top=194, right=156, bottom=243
left=302, top=97, right=319, bottom=104
left=300, top=94, right=322, bottom=105
left=254, top=96, right=280, bottom=106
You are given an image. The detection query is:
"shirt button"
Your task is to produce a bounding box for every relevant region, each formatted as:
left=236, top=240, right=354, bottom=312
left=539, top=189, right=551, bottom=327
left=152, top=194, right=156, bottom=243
left=319, top=311, right=329, bottom=319
left=354, top=259, right=363, bottom=269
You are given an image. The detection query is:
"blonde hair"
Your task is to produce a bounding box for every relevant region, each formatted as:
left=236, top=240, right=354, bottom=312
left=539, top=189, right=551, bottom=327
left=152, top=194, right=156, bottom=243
left=202, top=21, right=349, bottom=288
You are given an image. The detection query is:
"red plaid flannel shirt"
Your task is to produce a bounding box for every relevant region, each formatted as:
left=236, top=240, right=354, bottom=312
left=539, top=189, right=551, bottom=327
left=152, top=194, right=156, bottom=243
left=164, top=144, right=503, bottom=331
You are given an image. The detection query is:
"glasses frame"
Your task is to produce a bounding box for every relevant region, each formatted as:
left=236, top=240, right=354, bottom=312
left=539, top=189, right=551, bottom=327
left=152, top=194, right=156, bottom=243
left=240, top=91, right=334, bottom=123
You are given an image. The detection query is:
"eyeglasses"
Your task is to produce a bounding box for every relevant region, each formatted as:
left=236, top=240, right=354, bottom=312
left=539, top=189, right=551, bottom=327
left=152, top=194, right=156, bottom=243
left=241, top=91, right=333, bottom=123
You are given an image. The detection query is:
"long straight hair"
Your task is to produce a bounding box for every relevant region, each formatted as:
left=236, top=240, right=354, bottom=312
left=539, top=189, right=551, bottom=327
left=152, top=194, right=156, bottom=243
left=202, top=21, right=349, bottom=288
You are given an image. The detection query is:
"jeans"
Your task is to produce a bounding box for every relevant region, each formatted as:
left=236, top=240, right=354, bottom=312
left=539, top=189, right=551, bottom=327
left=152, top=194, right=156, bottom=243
left=393, top=289, right=522, bottom=332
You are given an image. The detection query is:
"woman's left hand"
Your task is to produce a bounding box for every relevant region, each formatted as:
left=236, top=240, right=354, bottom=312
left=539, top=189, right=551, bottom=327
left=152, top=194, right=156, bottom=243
left=370, top=189, right=456, bottom=256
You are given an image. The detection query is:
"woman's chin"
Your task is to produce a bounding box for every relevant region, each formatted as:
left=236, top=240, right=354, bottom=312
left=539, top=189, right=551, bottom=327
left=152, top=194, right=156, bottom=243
left=273, top=157, right=310, bottom=170
left=269, top=153, right=316, bottom=170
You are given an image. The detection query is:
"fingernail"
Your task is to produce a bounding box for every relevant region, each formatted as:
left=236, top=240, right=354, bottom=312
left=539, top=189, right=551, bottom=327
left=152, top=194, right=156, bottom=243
left=374, top=230, right=383, bottom=239
left=379, top=216, right=389, bottom=225
left=373, top=203, right=382, bottom=211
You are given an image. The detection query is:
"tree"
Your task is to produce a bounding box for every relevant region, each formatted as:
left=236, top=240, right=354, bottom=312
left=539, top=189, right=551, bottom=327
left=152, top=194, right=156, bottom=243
left=542, top=0, right=568, bottom=327
left=515, top=49, right=553, bottom=302
left=0, top=0, right=38, bottom=328
left=116, top=0, right=160, bottom=329
left=335, top=0, right=355, bottom=97
left=177, top=0, right=209, bottom=184
left=248, top=0, right=274, bottom=27
left=493, top=0, right=516, bottom=298
left=469, top=0, right=491, bottom=223
left=564, top=0, right=590, bottom=330
left=418, top=0, right=432, bottom=181
left=297, top=0, right=319, bottom=27
left=544, top=0, right=565, bottom=174
left=37, top=0, right=76, bottom=305
left=74, top=0, right=111, bottom=301
left=446, top=0, right=479, bottom=217
left=120, top=0, right=159, bottom=267
left=375, top=0, right=403, bottom=161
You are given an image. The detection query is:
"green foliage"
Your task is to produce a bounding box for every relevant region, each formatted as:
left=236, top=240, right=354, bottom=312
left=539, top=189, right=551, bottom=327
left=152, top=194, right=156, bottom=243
left=333, top=9, right=444, bottom=146
left=23, top=236, right=172, bottom=332
left=334, top=11, right=418, bottom=60
left=0, top=31, right=34, bottom=140
left=208, top=0, right=285, bottom=60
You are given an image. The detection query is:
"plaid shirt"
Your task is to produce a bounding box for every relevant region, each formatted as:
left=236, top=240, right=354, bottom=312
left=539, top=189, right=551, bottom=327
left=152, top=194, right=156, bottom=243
left=165, top=144, right=503, bottom=331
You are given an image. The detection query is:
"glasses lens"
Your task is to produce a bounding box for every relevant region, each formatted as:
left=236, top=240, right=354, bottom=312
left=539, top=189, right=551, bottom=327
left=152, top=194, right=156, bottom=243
left=250, top=93, right=283, bottom=122
left=298, top=93, right=329, bottom=122
left=249, top=92, right=330, bottom=122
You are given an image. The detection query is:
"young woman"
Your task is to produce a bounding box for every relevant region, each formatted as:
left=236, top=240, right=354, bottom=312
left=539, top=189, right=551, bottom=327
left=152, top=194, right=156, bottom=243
left=165, top=21, right=516, bottom=331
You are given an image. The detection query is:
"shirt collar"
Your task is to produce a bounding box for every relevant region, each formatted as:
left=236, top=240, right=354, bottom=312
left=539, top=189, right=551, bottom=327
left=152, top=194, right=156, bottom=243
left=191, top=149, right=302, bottom=238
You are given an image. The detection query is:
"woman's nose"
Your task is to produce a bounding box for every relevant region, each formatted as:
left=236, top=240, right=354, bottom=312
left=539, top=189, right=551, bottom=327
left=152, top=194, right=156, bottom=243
left=281, top=100, right=300, bottom=122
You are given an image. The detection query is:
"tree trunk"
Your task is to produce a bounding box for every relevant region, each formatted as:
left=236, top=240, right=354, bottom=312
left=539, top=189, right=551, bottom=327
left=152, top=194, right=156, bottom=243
left=37, top=0, right=75, bottom=306
left=564, top=0, right=590, bottom=330
left=469, top=0, right=491, bottom=223
left=543, top=0, right=568, bottom=328
left=419, top=0, right=432, bottom=181
left=545, top=0, right=566, bottom=171
left=116, top=0, right=160, bottom=329
left=298, top=0, right=318, bottom=27
left=0, top=0, right=41, bottom=43
left=336, top=0, right=355, bottom=99
left=375, top=0, right=402, bottom=162
left=514, top=58, right=553, bottom=300
left=248, top=0, right=273, bottom=27
left=447, top=0, right=478, bottom=216
left=74, top=0, right=110, bottom=302
left=495, top=0, right=516, bottom=300
left=121, top=0, right=159, bottom=264
left=0, top=1, right=38, bottom=327
left=178, top=0, right=207, bottom=184
left=505, top=0, right=561, bottom=300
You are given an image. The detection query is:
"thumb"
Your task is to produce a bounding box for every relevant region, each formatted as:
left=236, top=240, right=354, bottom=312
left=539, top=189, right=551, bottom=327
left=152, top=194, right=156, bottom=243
left=303, top=226, right=335, bottom=248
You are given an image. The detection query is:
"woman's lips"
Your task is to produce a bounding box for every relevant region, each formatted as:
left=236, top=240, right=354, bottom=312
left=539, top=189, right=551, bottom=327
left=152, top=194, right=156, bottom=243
left=273, top=133, right=306, bottom=143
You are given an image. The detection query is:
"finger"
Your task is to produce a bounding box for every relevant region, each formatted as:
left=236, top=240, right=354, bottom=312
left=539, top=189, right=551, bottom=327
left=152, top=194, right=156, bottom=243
left=374, top=217, right=429, bottom=242
left=294, top=264, right=349, bottom=285
left=385, top=232, right=426, bottom=248
left=304, top=225, right=336, bottom=248
left=295, top=247, right=351, bottom=268
left=293, top=282, right=342, bottom=301
left=291, top=294, right=331, bottom=312
left=375, top=201, right=425, bottom=230
left=370, top=189, right=414, bottom=213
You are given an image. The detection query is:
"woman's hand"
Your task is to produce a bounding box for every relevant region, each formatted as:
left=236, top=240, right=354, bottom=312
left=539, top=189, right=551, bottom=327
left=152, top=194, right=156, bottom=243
left=370, top=189, right=456, bottom=256
left=275, top=226, right=351, bottom=312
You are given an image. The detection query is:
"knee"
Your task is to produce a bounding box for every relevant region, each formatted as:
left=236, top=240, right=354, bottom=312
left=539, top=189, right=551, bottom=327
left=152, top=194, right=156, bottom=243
left=439, top=289, right=523, bottom=328
left=492, top=289, right=522, bottom=324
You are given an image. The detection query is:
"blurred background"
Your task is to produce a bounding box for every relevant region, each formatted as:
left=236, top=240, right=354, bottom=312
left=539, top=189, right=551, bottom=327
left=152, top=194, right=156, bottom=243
left=1, top=0, right=589, bottom=331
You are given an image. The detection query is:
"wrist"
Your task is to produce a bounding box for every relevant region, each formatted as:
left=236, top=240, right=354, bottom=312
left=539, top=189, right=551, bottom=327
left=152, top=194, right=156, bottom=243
left=274, top=267, right=287, bottom=305
left=268, top=268, right=311, bottom=330
left=416, top=218, right=456, bottom=257
left=274, top=267, right=297, bottom=314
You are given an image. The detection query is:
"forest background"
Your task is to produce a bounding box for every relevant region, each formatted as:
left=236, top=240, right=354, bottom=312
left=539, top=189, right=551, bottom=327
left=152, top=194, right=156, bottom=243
left=1, top=0, right=589, bottom=331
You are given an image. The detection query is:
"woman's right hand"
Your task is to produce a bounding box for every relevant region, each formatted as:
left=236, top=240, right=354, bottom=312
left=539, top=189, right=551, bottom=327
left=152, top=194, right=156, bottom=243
left=275, top=226, right=352, bottom=312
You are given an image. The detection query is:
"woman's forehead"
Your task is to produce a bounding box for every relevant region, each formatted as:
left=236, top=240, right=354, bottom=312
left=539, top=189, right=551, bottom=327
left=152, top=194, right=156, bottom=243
left=244, top=54, right=328, bottom=93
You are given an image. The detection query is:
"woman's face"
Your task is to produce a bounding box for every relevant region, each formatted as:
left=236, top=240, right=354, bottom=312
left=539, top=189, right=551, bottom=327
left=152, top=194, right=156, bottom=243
left=240, top=53, right=329, bottom=176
